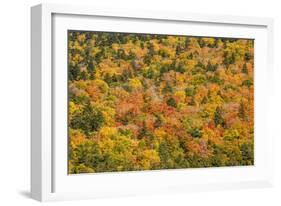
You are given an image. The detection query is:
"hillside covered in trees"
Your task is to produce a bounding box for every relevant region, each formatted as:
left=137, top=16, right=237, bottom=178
left=68, top=31, right=254, bottom=174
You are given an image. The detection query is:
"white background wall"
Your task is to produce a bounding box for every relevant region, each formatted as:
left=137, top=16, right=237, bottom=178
left=0, top=0, right=280, bottom=205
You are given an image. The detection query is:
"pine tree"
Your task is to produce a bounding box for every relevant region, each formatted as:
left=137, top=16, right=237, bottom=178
left=238, top=101, right=246, bottom=120
left=214, top=107, right=225, bottom=127
left=242, top=63, right=248, bottom=74
left=162, top=83, right=173, bottom=94
left=166, top=97, right=177, bottom=108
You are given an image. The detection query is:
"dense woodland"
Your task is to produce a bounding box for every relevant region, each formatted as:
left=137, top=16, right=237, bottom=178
left=68, top=31, right=254, bottom=174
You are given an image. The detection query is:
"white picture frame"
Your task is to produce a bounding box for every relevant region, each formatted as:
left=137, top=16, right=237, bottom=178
left=31, top=3, right=274, bottom=202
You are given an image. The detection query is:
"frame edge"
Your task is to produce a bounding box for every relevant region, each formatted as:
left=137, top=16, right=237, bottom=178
left=31, top=4, right=43, bottom=202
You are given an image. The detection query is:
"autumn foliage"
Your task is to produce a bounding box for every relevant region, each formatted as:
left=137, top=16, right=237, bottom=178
left=68, top=31, right=254, bottom=174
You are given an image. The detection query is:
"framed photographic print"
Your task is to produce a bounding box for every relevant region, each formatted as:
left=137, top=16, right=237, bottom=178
left=31, top=3, right=274, bottom=201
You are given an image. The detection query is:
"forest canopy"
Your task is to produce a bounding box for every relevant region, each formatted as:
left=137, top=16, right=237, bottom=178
left=68, top=31, right=254, bottom=174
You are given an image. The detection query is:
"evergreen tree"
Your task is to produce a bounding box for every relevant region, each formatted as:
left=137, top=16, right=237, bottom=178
left=214, top=107, right=225, bottom=127
left=242, top=63, right=248, bottom=74
left=166, top=97, right=177, bottom=108
left=162, top=83, right=173, bottom=94
left=238, top=101, right=246, bottom=121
